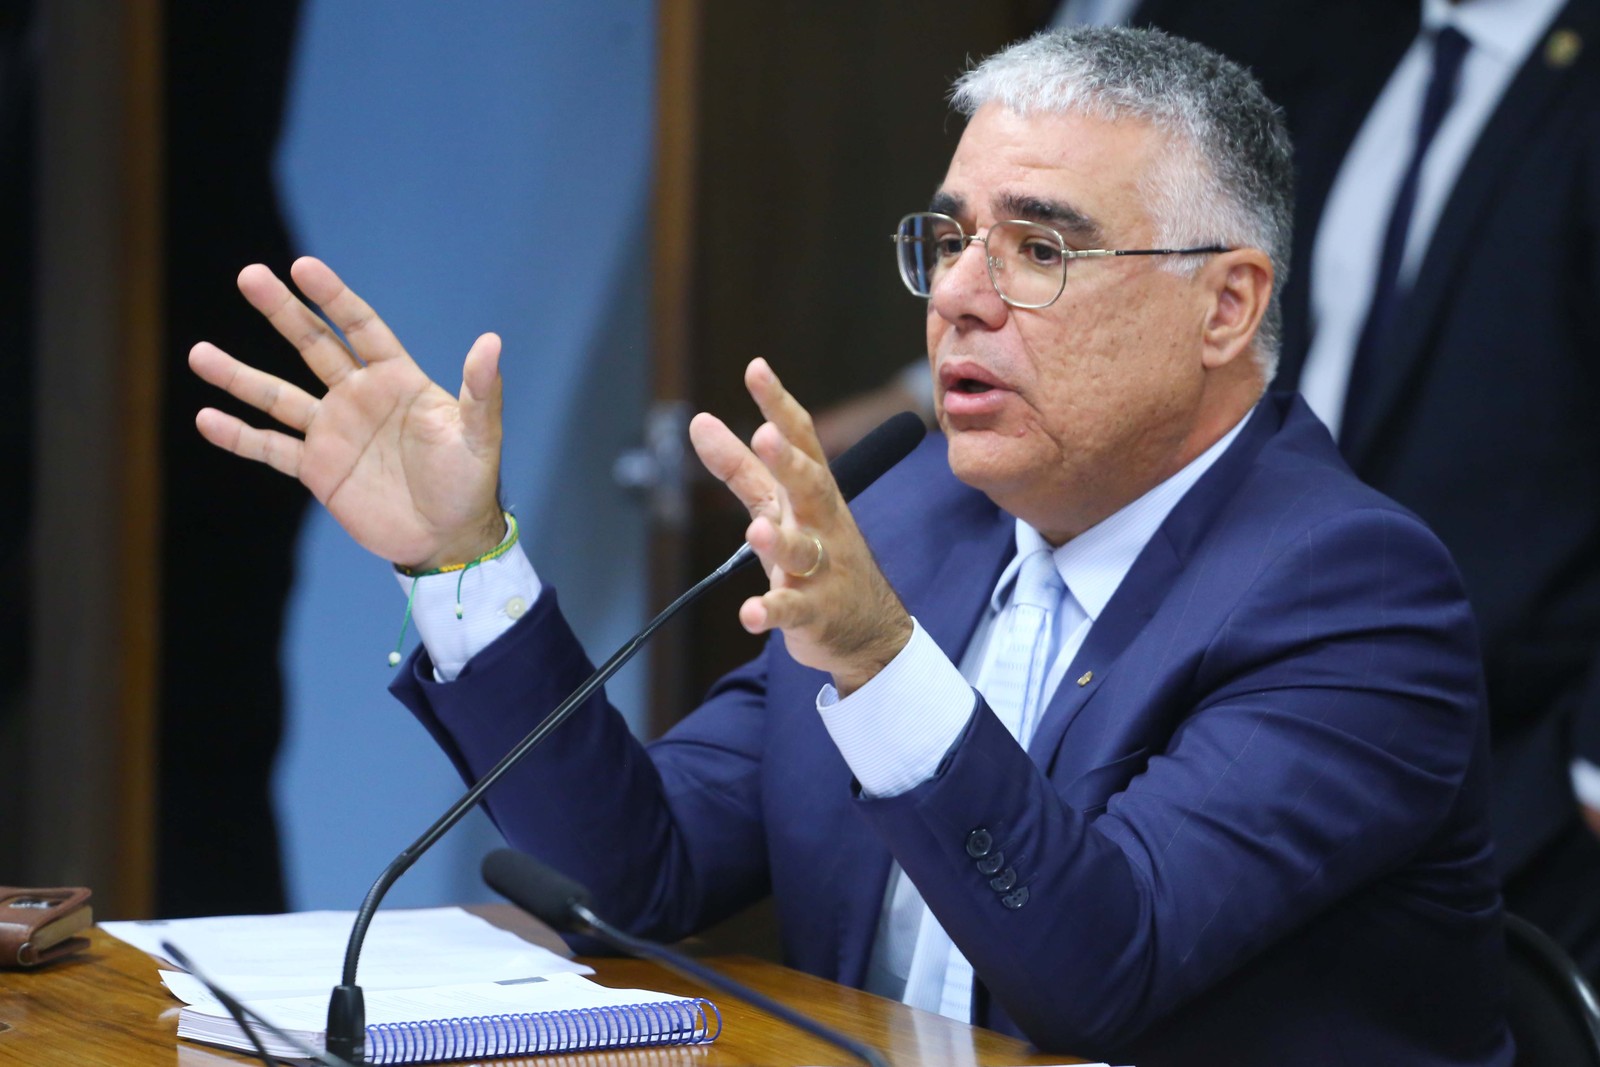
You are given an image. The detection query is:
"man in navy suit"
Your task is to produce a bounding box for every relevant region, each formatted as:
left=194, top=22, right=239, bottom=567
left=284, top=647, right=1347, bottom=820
left=1275, top=0, right=1600, bottom=979
left=189, top=28, right=1512, bottom=1066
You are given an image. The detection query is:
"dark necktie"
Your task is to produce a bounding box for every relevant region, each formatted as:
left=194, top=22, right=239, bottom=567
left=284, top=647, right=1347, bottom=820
left=1339, top=25, right=1470, bottom=445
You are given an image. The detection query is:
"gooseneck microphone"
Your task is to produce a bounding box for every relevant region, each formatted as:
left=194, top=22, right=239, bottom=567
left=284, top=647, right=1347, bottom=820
left=482, top=848, right=890, bottom=1067
left=325, top=412, right=925, bottom=1062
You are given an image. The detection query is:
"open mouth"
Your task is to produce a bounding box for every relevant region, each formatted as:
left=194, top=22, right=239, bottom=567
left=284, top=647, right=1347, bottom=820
left=938, top=361, right=1009, bottom=410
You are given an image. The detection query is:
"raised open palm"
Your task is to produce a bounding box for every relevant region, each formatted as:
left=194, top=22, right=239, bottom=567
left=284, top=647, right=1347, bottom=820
left=190, top=257, right=506, bottom=570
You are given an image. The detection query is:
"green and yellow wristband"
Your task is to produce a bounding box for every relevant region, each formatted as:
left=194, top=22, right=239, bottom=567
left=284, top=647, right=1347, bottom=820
left=389, top=511, right=519, bottom=667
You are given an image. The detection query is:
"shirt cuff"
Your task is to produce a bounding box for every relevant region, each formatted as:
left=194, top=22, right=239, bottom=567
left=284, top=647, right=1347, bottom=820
left=397, top=541, right=542, bottom=682
left=816, top=618, right=976, bottom=798
left=1572, top=758, right=1600, bottom=810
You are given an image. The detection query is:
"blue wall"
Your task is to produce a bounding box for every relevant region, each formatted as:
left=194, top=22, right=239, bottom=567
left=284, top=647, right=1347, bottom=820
left=273, top=1, right=656, bottom=910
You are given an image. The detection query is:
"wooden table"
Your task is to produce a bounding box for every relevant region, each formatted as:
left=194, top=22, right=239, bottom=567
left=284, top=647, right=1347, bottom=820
left=0, top=926, right=1083, bottom=1066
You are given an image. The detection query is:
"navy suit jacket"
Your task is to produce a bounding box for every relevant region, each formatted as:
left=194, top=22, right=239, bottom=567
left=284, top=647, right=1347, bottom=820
left=1276, top=0, right=1600, bottom=879
left=394, top=394, right=1511, bottom=1066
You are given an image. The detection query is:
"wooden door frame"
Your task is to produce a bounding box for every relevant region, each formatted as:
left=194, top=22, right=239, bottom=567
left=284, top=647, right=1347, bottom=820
left=646, top=0, right=702, bottom=739
left=646, top=3, right=1038, bottom=736
left=28, top=0, right=164, bottom=918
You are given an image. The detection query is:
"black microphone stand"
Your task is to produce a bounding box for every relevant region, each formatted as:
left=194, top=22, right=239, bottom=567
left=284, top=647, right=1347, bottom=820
left=325, top=412, right=925, bottom=1061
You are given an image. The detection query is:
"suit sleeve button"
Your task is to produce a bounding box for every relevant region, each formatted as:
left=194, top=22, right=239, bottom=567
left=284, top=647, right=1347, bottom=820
left=976, top=851, right=1005, bottom=876
left=965, top=828, right=994, bottom=858
left=989, top=867, right=1017, bottom=892
left=1001, top=886, right=1029, bottom=910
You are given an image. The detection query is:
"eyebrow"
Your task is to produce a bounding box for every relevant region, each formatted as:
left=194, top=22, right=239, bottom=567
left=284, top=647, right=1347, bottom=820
left=928, top=189, right=1104, bottom=247
left=997, top=192, right=1103, bottom=245
left=928, top=190, right=966, bottom=218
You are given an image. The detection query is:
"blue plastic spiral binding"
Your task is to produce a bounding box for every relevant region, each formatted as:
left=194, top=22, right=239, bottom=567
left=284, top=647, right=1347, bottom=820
left=358, top=995, right=719, bottom=1063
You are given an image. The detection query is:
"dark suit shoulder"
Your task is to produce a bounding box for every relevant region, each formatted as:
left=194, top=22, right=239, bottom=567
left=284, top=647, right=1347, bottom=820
left=1132, top=396, right=1481, bottom=697
left=1167, top=393, right=1444, bottom=555
left=1243, top=400, right=1426, bottom=517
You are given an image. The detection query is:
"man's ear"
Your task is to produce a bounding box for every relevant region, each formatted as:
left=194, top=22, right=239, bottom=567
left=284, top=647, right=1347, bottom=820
left=1200, top=249, right=1273, bottom=370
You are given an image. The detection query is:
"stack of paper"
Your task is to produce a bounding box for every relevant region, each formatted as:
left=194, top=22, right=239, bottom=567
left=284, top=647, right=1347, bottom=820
left=101, top=906, right=591, bottom=1001
left=173, top=971, right=711, bottom=1061
left=103, top=908, right=719, bottom=1062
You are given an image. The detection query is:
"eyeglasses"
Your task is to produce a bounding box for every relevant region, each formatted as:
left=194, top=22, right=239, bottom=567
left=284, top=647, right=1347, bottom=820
left=891, top=211, right=1232, bottom=309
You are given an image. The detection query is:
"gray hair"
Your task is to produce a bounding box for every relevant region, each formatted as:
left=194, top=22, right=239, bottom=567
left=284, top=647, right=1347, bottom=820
left=950, top=27, right=1293, bottom=378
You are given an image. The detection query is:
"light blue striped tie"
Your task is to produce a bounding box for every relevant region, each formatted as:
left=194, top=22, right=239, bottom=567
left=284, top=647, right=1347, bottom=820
left=985, top=548, right=1064, bottom=744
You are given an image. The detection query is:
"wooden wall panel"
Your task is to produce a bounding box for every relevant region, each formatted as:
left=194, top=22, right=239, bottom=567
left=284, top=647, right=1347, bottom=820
left=653, top=2, right=1041, bottom=715
left=30, top=0, right=163, bottom=918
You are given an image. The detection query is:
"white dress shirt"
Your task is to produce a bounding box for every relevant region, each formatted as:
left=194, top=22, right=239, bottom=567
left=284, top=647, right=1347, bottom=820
left=399, top=540, right=541, bottom=682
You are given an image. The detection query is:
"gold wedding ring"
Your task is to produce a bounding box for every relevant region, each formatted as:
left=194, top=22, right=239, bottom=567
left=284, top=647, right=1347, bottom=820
left=791, top=533, right=826, bottom=579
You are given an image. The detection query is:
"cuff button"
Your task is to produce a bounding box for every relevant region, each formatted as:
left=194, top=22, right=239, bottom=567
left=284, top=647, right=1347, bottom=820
left=976, top=851, right=1006, bottom=876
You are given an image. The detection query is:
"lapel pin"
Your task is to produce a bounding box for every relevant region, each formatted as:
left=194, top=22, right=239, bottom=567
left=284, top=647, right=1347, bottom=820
left=1077, top=670, right=1094, bottom=687
left=1546, top=28, right=1581, bottom=68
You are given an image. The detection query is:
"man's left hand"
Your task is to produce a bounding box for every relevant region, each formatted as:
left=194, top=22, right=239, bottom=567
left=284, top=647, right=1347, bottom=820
left=690, top=358, right=914, bottom=696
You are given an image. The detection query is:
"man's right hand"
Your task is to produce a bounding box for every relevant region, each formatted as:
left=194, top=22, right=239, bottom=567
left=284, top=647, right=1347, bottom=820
left=190, top=257, right=506, bottom=571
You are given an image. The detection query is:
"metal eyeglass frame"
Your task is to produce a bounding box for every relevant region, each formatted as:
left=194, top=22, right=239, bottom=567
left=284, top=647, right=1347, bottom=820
left=891, top=211, right=1233, bottom=309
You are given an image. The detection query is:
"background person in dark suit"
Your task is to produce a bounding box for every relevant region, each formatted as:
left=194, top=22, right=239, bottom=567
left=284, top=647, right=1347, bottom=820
left=1274, top=0, right=1600, bottom=979
left=187, top=29, right=1512, bottom=1065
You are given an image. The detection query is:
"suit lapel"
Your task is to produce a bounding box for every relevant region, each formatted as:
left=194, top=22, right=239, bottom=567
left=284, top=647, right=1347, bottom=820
left=853, top=439, right=1016, bottom=662
left=1343, top=2, right=1593, bottom=466
left=910, top=495, right=1016, bottom=662
left=1028, top=396, right=1289, bottom=773
left=1027, top=532, right=1183, bottom=771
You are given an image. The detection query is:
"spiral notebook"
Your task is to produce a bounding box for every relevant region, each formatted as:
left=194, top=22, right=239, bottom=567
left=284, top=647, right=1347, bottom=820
left=174, top=971, right=721, bottom=1063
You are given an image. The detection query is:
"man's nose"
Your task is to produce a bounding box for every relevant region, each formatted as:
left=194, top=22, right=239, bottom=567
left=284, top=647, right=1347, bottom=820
left=929, top=239, right=1008, bottom=329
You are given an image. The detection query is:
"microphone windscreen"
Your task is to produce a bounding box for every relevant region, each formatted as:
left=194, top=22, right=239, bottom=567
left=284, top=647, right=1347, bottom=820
left=830, top=411, right=925, bottom=502
left=481, top=848, right=593, bottom=932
